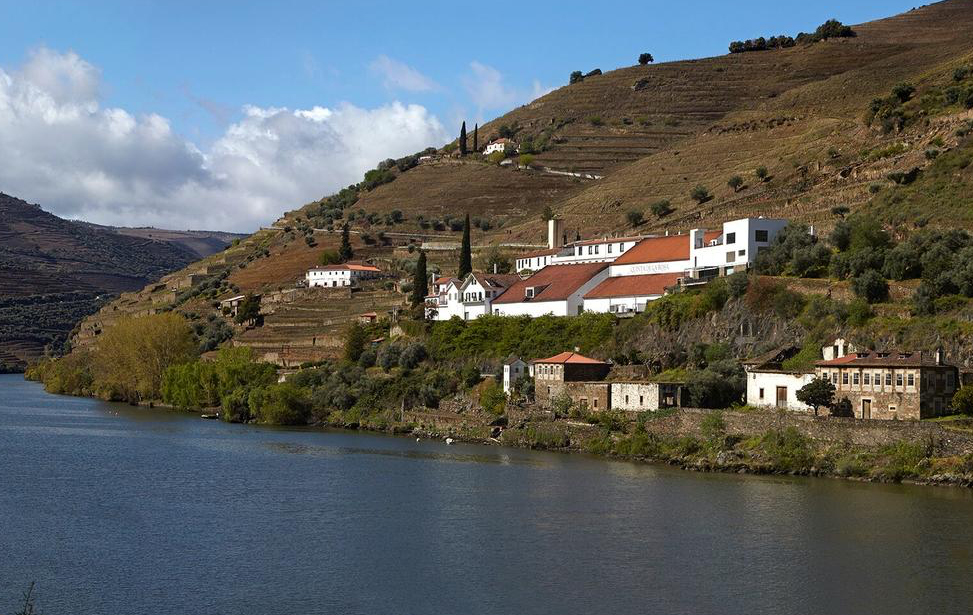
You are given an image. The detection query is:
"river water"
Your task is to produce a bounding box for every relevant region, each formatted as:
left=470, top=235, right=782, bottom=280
left=1, top=374, right=972, bottom=614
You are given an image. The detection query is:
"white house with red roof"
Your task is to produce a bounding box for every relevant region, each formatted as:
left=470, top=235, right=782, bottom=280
left=492, top=262, right=609, bottom=317
left=483, top=138, right=517, bottom=155
left=582, top=272, right=683, bottom=315
left=306, top=263, right=382, bottom=288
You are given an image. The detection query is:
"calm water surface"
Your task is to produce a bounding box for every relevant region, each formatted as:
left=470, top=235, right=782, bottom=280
left=1, top=374, right=972, bottom=615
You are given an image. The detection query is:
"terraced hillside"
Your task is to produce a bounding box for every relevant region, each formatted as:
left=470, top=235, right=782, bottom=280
left=61, top=0, right=973, bottom=369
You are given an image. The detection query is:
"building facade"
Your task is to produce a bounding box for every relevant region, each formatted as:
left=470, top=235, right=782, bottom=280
left=503, top=357, right=528, bottom=394
left=306, top=263, right=381, bottom=288
left=743, top=346, right=818, bottom=412
left=610, top=382, right=686, bottom=411
left=492, top=263, right=609, bottom=317
left=815, top=350, right=959, bottom=420
left=532, top=352, right=611, bottom=407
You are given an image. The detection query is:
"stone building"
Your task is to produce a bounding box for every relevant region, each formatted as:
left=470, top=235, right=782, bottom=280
left=533, top=352, right=611, bottom=407
left=610, top=382, right=686, bottom=411
left=815, top=349, right=959, bottom=420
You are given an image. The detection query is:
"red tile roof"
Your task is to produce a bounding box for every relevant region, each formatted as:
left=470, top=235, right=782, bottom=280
left=492, top=262, right=607, bottom=304
left=533, top=352, right=607, bottom=365
left=816, top=350, right=952, bottom=368
left=583, top=273, right=682, bottom=299
left=611, top=232, right=720, bottom=265
left=310, top=263, right=381, bottom=272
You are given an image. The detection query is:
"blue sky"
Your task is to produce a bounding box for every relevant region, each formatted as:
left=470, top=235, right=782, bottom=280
left=0, top=0, right=922, bottom=231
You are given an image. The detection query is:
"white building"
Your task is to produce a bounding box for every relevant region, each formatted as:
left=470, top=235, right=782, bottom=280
left=306, top=263, right=381, bottom=288
left=582, top=272, right=682, bottom=315
left=742, top=342, right=849, bottom=412
left=428, top=273, right=521, bottom=321
left=686, top=217, right=789, bottom=279
left=491, top=262, right=609, bottom=317
left=503, top=357, right=528, bottom=394
left=515, top=218, right=646, bottom=272
left=483, top=138, right=517, bottom=155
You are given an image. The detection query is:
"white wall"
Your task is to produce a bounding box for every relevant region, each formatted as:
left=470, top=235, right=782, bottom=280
left=503, top=362, right=526, bottom=394
left=583, top=293, right=665, bottom=314
left=307, top=269, right=352, bottom=287
left=611, top=383, right=669, bottom=411
left=690, top=218, right=787, bottom=271
left=493, top=300, right=570, bottom=317
left=745, top=370, right=814, bottom=411
left=609, top=259, right=692, bottom=278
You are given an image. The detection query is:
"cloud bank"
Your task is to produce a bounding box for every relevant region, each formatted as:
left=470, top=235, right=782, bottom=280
left=370, top=55, right=438, bottom=92
left=0, top=48, right=449, bottom=232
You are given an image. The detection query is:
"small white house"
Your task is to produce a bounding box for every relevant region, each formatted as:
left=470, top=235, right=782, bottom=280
left=503, top=357, right=528, bottom=394
left=428, top=273, right=521, bottom=321
left=483, top=138, right=516, bottom=156
left=742, top=346, right=817, bottom=411
left=306, top=263, right=381, bottom=288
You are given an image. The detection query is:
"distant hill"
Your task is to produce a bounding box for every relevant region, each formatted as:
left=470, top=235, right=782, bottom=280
left=0, top=193, right=244, bottom=370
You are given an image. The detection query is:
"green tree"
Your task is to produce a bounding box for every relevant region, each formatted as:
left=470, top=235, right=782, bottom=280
left=690, top=185, right=711, bottom=203
left=473, top=123, right=479, bottom=151
left=235, top=294, right=261, bottom=324
left=650, top=200, right=673, bottom=218
left=459, top=121, right=467, bottom=156
left=851, top=270, right=890, bottom=304
left=951, top=385, right=973, bottom=415
left=796, top=377, right=836, bottom=416
left=339, top=223, right=353, bottom=262
left=569, top=71, right=584, bottom=84
left=728, top=175, right=744, bottom=192
left=410, top=250, right=428, bottom=307
left=478, top=245, right=512, bottom=274
left=541, top=205, right=555, bottom=221
left=344, top=322, right=368, bottom=362
left=755, top=166, right=769, bottom=181
left=480, top=381, right=508, bottom=415
left=638, top=53, right=654, bottom=65
left=519, top=153, right=535, bottom=167
left=318, top=249, right=340, bottom=265
left=459, top=214, right=472, bottom=278
left=626, top=209, right=644, bottom=227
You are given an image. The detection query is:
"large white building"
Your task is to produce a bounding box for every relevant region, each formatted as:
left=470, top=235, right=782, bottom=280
left=306, top=263, right=382, bottom=288
left=491, top=262, right=609, bottom=317
left=582, top=272, right=682, bottom=315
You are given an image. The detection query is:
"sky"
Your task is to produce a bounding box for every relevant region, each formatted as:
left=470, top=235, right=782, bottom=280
left=0, top=0, right=922, bottom=232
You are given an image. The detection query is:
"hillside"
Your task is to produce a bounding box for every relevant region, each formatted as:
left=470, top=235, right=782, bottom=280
left=0, top=193, right=241, bottom=370
left=62, top=0, right=973, bottom=368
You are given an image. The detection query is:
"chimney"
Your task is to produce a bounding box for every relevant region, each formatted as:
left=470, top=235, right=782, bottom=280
left=573, top=346, right=580, bottom=353
left=936, top=346, right=944, bottom=365
left=493, top=263, right=497, bottom=274
left=548, top=218, right=565, bottom=249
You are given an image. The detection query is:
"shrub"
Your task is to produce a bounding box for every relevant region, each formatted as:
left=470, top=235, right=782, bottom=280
left=398, top=342, right=427, bottom=370
left=519, top=154, right=535, bottom=167
left=488, top=151, right=506, bottom=164
left=755, top=166, right=769, bottom=181
left=851, top=270, right=889, bottom=303
left=700, top=411, right=727, bottom=451
left=690, top=185, right=711, bottom=204
left=588, top=115, right=604, bottom=126
left=626, top=210, right=644, bottom=227
left=951, top=385, right=973, bottom=415
left=650, top=200, right=673, bottom=218
left=479, top=381, right=507, bottom=416
left=727, top=175, right=744, bottom=192
left=248, top=383, right=310, bottom=425
left=891, top=82, right=916, bottom=103
left=569, top=71, right=584, bottom=84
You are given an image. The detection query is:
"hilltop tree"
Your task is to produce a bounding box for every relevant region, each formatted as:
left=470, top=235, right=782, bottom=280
left=728, top=175, right=745, bottom=192
left=459, top=213, right=472, bottom=278
left=797, top=377, right=836, bottom=416
left=638, top=53, right=654, bottom=65
left=569, top=71, right=584, bottom=84
left=459, top=121, right=468, bottom=156
left=339, top=223, right=353, bottom=262
left=473, top=123, right=479, bottom=152
left=410, top=250, right=428, bottom=307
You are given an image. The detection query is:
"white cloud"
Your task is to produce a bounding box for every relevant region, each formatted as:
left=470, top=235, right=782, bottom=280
left=462, top=61, right=555, bottom=117
left=0, top=48, right=449, bottom=232
left=370, top=55, right=438, bottom=92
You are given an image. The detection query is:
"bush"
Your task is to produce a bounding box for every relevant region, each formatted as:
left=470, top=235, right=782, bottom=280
left=588, top=115, right=604, bottom=126
left=626, top=210, right=644, bottom=227
left=650, top=200, right=673, bottom=218
left=248, top=383, right=310, bottom=425
left=519, top=154, right=535, bottom=167
left=690, top=185, right=711, bottom=203
left=851, top=270, right=889, bottom=303
left=951, top=385, right=973, bottom=415
left=727, top=175, right=744, bottom=192
left=398, top=342, right=427, bottom=370
left=480, top=381, right=507, bottom=416
left=755, top=166, right=769, bottom=181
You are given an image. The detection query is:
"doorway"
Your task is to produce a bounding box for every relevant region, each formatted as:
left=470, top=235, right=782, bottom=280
left=861, top=399, right=872, bottom=419
left=776, top=386, right=788, bottom=408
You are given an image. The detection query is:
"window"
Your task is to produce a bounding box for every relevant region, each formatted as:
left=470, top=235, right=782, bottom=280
left=639, top=395, right=644, bottom=406
left=907, top=374, right=915, bottom=387
left=625, top=395, right=629, bottom=404
left=580, top=397, right=588, bottom=408
left=594, top=245, right=599, bottom=254
left=726, top=251, right=735, bottom=263
left=875, top=373, right=881, bottom=387
left=832, top=373, right=838, bottom=384
left=842, top=372, right=849, bottom=385
left=608, top=244, right=613, bottom=254
left=726, top=232, right=736, bottom=244
left=896, top=373, right=903, bottom=387
left=886, top=373, right=892, bottom=386
left=864, top=373, right=870, bottom=385
left=947, top=372, right=955, bottom=389
left=759, top=388, right=764, bottom=399
left=620, top=243, right=626, bottom=251
left=738, top=250, right=746, bottom=257
left=755, top=229, right=769, bottom=242
left=577, top=247, right=582, bottom=256
left=853, top=373, right=860, bottom=385
left=593, top=399, right=598, bottom=409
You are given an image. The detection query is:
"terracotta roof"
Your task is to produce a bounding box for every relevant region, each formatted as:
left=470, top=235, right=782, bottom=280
left=360, top=312, right=377, bottom=318
left=571, top=235, right=646, bottom=247
left=533, top=352, right=607, bottom=365
left=816, top=350, right=952, bottom=368
left=518, top=248, right=560, bottom=259
left=470, top=273, right=521, bottom=290
left=583, top=273, right=682, bottom=299
left=310, top=264, right=381, bottom=272
left=611, top=231, right=720, bottom=266
left=434, top=276, right=457, bottom=284
left=493, top=262, right=607, bottom=304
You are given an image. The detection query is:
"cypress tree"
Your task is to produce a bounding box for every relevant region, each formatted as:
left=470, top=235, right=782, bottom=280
left=459, top=121, right=467, bottom=156
left=410, top=250, right=428, bottom=307
left=473, top=123, right=479, bottom=152
left=339, top=223, right=353, bottom=262
left=459, top=214, right=472, bottom=278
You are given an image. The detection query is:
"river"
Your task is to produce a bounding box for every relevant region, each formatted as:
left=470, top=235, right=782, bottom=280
left=2, top=374, right=973, bottom=614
